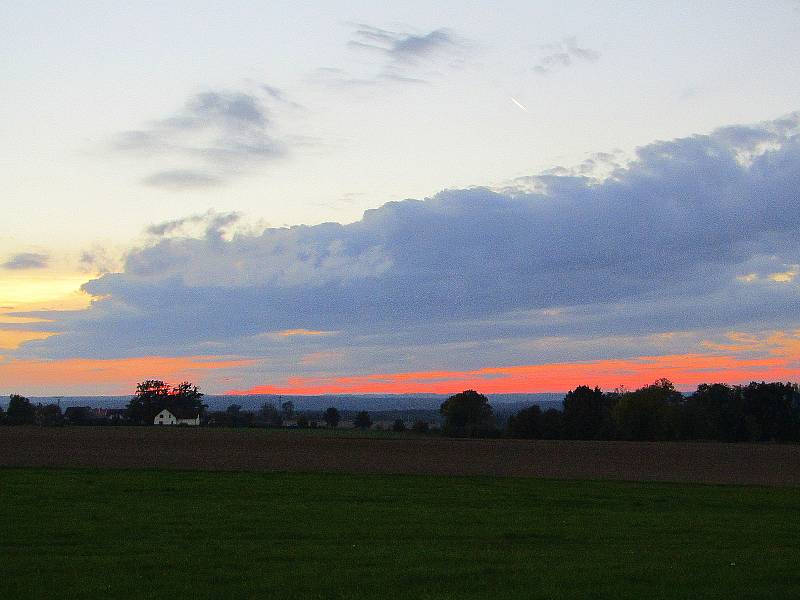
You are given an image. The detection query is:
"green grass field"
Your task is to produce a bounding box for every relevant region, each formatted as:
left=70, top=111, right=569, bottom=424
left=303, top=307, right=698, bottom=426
left=1, top=469, right=798, bottom=599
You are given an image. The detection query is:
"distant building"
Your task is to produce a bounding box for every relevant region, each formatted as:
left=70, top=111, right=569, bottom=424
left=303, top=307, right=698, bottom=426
left=154, top=408, right=200, bottom=426
left=105, top=408, right=127, bottom=421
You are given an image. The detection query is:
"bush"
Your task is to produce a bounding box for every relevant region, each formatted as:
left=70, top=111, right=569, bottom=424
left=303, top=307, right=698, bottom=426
left=411, top=420, right=430, bottom=433
left=354, top=411, right=372, bottom=430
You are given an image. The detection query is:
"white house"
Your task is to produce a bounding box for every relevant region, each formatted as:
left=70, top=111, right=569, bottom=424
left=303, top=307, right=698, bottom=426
left=154, top=408, right=200, bottom=426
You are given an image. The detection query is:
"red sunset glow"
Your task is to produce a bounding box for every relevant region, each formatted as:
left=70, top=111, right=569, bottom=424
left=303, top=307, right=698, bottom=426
left=227, top=352, right=800, bottom=395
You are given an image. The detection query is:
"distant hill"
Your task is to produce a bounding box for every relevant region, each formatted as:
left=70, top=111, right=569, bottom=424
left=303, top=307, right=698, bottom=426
left=14, top=392, right=566, bottom=413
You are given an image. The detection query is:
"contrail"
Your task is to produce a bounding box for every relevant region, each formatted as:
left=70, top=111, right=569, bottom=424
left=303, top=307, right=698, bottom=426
left=510, top=96, right=529, bottom=112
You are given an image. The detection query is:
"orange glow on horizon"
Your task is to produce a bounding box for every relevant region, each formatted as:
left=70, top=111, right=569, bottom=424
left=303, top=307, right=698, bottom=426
left=227, top=353, right=800, bottom=396
left=0, top=355, right=257, bottom=396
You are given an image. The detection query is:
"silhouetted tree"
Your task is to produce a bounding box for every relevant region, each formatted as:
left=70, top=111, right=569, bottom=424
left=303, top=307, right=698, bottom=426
left=612, top=379, right=684, bottom=441
left=295, top=413, right=309, bottom=428
left=281, top=400, right=295, bottom=420
left=125, top=380, right=171, bottom=424
left=63, top=406, right=94, bottom=425
left=354, top=411, right=372, bottom=429
left=392, top=419, right=406, bottom=432
left=259, top=403, right=283, bottom=427
left=35, top=403, right=63, bottom=426
left=740, top=381, right=800, bottom=442
left=323, top=407, right=340, bottom=428
left=125, top=380, right=205, bottom=425
left=226, top=404, right=254, bottom=427
left=683, top=383, right=743, bottom=441
left=507, top=405, right=543, bottom=438
left=7, top=394, right=35, bottom=425
left=540, top=408, right=564, bottom=439
left=411, top=420, right=430, bottom=434
left=563, top=386, right=615, bottom=439
left=0, top=403, right=5, bottom=424
left=170, top=382, right=205, bottom=416
left=440, top=390, right=494, bottom=436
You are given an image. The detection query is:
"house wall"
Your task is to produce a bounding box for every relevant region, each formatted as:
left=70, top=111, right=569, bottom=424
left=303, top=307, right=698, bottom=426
left=154, top=411, right=177, bottom=425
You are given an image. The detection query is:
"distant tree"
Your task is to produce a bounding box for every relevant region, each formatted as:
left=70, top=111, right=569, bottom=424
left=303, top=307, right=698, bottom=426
left=295, top=413, right=309, bottom=428
left=7, top=394, right=35, bottom=425
left=281, top=400, right=295, bottom=420
left=507, top=405, right=543, bottom=439
left=411, top=420, right=430, bottom=434
left=171, top=382, right=205, bottom=416
left=64, top=406, right=94, bottom=425
left=563, top=386, right=615, bottom=440
left=0, top=403, right=6, bottom=424
left=125, top=380, right=171, bottom=424
left=259, top=403, right=283, bottom=427
left=35, top=403, right=63, bottom=427
left=323, top=407, right=340, bottom=428
left=539, top=408, right=564, bottom=439
left=612, top=379, right=684, bottom=441
left=125, top=380, right=205, bottom=425
left=740, top=381, right=800, bottom=442
left=684, top=383, right=743, bottom=441
left=226, top=404, right=251, bottom=427
left=392, top=419, right=406, bottom=433
left=440, top=390, right=494, bottom=436
left=354, top=411, right=372, bottom=429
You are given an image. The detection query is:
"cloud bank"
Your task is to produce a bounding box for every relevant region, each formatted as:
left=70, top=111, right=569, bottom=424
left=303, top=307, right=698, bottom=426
left=12, top=112, right=800, bottom=389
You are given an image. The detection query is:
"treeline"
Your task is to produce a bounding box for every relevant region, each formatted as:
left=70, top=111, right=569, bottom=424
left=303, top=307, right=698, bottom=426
left=0, top=395, right=67, bottom=426
left=4, top=378, right=799, bottom=443
left=505, top=379, right=800, bottom=442
left=207, top=403, right=431, bottom=433
left=0, top=389, right=434, bottom=432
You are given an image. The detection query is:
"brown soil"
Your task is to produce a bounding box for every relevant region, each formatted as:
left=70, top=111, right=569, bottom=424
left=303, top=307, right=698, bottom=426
left=1, top=427, right=799, bottom=486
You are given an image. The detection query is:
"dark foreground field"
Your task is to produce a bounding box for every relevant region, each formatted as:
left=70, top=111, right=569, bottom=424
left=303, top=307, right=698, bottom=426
left=2, top=468, right=799, bottom=599
left=2, top=426, right=800, bottom=485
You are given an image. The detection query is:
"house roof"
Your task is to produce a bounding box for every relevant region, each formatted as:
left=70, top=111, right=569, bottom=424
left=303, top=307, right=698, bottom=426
left=157, top=407, right=200, bottom=419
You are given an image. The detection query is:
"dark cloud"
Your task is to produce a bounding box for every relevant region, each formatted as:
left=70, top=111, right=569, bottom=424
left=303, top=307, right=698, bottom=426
left=2, top=253, right=49, bottom=270
left=12, top=113, right=800, bottom=366
left=534, top=37, right=600, bottom=75
left=113, top=88, right=290, bottom=188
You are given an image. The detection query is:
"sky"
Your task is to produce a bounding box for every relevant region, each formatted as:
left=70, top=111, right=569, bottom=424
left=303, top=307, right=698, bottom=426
left=2, top=1, right=800, bottom=396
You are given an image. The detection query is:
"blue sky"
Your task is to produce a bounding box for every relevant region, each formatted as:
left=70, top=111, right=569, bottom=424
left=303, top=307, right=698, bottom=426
left=1, top=1, right=800, bottom=394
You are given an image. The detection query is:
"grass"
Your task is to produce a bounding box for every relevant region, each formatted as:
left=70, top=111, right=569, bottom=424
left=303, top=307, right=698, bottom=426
left=1, top=469, right=799, bottom=599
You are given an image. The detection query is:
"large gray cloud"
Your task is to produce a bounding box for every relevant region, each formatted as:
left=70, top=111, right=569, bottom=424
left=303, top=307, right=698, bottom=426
left=14, top=112, right=800, bottom=364
left=113, top=88, right=290, bottom=188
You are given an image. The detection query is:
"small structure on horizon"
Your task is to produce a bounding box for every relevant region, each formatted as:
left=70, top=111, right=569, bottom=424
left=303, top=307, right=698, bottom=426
left=154, top=408, right=200, bottom=426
